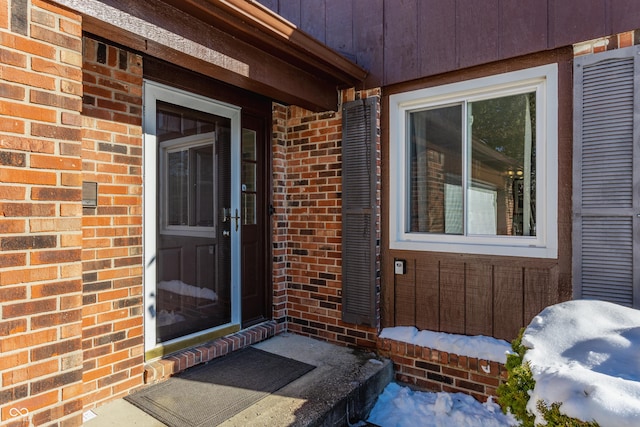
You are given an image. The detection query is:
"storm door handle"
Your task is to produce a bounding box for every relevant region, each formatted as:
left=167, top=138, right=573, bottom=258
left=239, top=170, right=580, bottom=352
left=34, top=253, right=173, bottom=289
left=231, top=209, right=240, bottom=232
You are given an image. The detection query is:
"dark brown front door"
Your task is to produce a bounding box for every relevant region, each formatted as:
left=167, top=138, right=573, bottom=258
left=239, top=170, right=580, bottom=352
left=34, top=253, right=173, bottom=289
left=241, top=113, right=270, bottom=327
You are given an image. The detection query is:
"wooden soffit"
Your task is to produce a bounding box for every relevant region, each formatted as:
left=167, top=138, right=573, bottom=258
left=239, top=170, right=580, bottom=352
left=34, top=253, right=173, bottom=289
left=53, top=0, right=368, bottom=111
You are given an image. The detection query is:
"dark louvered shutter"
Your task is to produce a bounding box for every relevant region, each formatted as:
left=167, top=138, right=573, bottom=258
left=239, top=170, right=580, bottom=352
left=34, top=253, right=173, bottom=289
left=342, top=97, right=378, bottom=326
left=573, top=45, right=640, bottom=307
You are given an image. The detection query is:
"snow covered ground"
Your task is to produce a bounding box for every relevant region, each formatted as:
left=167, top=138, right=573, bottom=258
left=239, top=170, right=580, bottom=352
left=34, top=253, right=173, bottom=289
left=366, top=382, right=517, bottom=427
left=367, top=300, right=640, bottom=427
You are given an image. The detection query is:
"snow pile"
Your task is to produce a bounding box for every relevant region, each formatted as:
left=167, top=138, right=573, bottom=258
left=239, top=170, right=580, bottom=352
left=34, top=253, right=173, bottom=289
left=523, top=300, right=640, bottom=427
left=367, top=382, right=517, bottom=427
left=157, top=280, right=218, bottom=301
left=380, top=326, right=512, bottom=364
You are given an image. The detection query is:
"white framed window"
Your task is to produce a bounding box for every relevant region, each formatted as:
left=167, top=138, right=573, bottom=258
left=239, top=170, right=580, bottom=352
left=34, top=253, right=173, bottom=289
left=389, top=64, right=558, bottom=258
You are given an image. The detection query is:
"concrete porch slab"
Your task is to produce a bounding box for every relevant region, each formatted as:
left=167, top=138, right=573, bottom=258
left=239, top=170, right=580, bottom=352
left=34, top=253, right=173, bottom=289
left=84, top=333, right=392, bottom=426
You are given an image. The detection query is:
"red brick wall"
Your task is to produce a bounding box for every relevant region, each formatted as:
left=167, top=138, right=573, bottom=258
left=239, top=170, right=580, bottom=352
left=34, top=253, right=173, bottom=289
left=574, top=29, right=640, bottom=56
left=271, top=103, right=289, bottom=330
left=277, top=88, right=382, bottom=348
left=377, top=337, right=508, bottom=402
left=80, top=36, right=144, bottom=409
left=0, top=1, right=84, bottom=425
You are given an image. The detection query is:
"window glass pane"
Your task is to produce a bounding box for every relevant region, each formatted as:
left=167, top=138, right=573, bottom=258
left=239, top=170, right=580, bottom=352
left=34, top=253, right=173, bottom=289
left=242, top=129, right=257, bottom=161
left=408, top=105, right=463, bottom=234
left=194, top=145, right=214, bottom=227
left=469, top=92, right=535, bottom=236
left=241, top=128, right=257, bottom=225
left=167, top=150, right=189, bottom=226
left=242, top=163, right=256, bottom=192
left=242, top=193, right=256, bottom=225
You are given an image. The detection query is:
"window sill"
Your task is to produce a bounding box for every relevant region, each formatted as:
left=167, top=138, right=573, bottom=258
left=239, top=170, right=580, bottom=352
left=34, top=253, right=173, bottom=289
left=389, top=238, right=557, bottom=259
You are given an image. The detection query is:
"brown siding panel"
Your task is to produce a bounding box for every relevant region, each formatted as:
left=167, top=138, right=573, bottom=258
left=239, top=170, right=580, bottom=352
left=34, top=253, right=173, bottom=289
left=390, top=253, right=558, bottom=341
left=418, top=0, right=457, bottom=77
left=301, top=0, right=326, bottom=43
left=465, top=263, right=493, bottom=336
left=493, top=265, right=523, bottom=340
left=457, top=0, right=500, bottom=69
left=395, top=258, right=416, bottom=326
left=260, top=0, right=640, bottom=88
left=415, top=258, right=440, bottom=331
left=353, top=0, right=384, bottom=87
left=549, top=0, right=608, bottom=48
left=500, top=0, right=548, bottom=58
left=326, top=0, right=354, bottom=57
left=524, top=267, right=553, bottom=325
left=610, top=0, right=640, bottom=35
left=384, top=0, right=418, bottom=84
left=440, top=261, right=466, bottom=334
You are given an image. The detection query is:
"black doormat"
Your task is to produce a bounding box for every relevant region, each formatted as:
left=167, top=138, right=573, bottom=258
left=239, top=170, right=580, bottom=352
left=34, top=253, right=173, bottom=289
left=125, top=347, right=315, bottom=426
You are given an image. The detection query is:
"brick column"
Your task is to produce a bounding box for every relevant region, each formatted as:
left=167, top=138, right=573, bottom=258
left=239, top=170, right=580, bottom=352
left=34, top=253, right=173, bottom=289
left=0, top=0, right=84, bottom=425
left=81, top=36, right=144, bottom=409
left=271, top=103, right=288, bottom=331
left=278, top=89, right=382, bottom=349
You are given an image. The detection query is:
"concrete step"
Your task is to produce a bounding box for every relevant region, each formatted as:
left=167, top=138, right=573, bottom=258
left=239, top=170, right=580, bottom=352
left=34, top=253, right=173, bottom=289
left=85, top=333, right=392, bottom=427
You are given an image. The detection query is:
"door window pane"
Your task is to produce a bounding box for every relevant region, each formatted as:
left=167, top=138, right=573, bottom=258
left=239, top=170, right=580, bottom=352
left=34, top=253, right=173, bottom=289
left=194, top=145, right=214, bottom=227
left=242, top=129, right=257, bottom=225
left=167, top=150, right=189, bottom=226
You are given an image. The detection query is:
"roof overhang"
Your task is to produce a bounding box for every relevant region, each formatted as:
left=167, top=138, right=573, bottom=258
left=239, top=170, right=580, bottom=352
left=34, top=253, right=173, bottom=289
left=53, top=0, right=368, bottom=111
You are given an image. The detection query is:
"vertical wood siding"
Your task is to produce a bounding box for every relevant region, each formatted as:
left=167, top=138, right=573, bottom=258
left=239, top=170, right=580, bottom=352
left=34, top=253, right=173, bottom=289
left=389, top=254, right=559, bottom=341
left=258, top=0, right=640, bottom=87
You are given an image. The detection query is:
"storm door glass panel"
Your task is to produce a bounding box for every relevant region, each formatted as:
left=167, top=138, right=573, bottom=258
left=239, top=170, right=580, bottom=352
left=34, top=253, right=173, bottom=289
left=167, top=150, right=189, bottom=226
left=242, top=129, right=257, bottom=225
left=195, top=145, right=214, bottom=226
left=408, top=105, right=463, bottom=234
left=468, top=92, right=536, bottom=236
left=155, top=102, right=231, bottom=343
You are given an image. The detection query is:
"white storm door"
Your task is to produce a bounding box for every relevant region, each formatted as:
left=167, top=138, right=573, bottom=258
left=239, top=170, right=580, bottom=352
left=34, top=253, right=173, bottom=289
left=143, top=81, right=241, bottom=354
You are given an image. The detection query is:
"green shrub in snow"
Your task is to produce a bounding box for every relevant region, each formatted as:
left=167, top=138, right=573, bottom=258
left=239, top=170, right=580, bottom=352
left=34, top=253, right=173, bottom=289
left=496, top=329, right=599, bottom=427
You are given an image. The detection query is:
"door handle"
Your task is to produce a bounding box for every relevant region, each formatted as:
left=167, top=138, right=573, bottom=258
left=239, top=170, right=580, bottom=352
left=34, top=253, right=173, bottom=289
left=231, top=208, right=240, bottom=231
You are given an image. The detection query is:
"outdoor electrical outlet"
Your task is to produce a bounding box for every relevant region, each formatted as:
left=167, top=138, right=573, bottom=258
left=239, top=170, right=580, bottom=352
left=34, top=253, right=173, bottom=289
left=394, top=259, right=406, bottom=275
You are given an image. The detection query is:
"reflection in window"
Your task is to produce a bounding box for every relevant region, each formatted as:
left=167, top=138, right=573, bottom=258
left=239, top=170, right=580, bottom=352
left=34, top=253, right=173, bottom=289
left=242, top=129, right=257, bottom=225
left=164, top=141, right=214, bottom=231
left=408, top=92, right=535, bottom=237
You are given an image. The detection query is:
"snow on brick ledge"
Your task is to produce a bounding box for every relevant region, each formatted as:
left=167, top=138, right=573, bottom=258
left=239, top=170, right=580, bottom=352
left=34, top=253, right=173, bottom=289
left=377, top=327, right=510, bottom=401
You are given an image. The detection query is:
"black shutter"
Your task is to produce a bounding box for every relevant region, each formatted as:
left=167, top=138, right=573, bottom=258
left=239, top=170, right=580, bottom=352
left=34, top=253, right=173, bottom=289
left=341, top=97, right=378, bottom=326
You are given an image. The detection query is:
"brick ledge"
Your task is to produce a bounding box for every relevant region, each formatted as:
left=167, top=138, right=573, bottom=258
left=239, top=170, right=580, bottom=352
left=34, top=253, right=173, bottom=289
left=376, top=336, right=508, bottom=402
